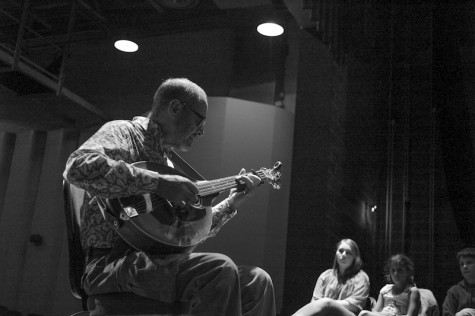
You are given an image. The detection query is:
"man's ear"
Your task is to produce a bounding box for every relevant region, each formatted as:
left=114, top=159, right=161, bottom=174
left=168, top=99, right=184, bottom=119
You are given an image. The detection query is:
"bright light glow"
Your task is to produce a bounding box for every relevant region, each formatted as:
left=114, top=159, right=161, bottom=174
left=114, top=40, right=139, bottom=52
left=371, top=205, right=377, bottom=212
left=257, top=22, right=284, bottom=37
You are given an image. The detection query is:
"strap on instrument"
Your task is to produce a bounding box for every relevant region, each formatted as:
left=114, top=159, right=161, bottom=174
left=168, top=150, right=205, bottom=181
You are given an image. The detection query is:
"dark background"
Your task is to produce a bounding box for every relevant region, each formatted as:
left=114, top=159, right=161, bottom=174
left=0, top=1, right=474, bottom=315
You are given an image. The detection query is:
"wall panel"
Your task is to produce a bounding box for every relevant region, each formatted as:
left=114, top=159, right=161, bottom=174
left=17, top=129, right=80, bottom=315
left=180, top=96, right=294, bottom=312
left=0, top=131, right=47, bottom=308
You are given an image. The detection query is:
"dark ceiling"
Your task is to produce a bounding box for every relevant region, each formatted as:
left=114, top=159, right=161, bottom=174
left=0, top=0, right=295, bottom=51
left=0, top=0, right=306, bottom=131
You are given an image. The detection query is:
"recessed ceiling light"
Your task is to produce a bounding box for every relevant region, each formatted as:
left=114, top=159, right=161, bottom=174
left=257, top=22, right=284, bottom=37
left=114, top=40, right=139, bottom=52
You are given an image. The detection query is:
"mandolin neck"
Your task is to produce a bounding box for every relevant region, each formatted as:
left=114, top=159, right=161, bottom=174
left=196, top=170, right=266, bottom=197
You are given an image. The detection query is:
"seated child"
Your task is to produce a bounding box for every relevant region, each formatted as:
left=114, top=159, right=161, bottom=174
left=443, top=248, right=475, bottom=316
left=359, top=253, right=420, bottom=316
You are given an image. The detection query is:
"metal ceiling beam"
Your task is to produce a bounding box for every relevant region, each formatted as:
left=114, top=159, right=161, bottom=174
left=146, top=0, right=165, bottom=14
left=57, top=0, right=76, bottom=95
left=12, top=0, right=30, bottom=71
left=0, top=7, right=62, bottom=51
left=0, top=43, right=109, bottom=121
left=77, top=0, right=106, bottom=22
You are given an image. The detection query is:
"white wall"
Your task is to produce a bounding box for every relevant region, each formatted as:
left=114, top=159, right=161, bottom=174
left=180, top=96, right=294, bottom=311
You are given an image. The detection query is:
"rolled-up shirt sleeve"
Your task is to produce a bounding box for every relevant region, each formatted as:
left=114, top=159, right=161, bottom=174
left=200, top=200, right=237, bottom=240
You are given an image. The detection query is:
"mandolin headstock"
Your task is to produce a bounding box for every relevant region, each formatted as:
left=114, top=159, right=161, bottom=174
left=254, top=161, right=282, bottom=190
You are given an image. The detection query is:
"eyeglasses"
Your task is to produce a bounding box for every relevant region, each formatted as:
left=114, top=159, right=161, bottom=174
left=181, top=101, right=206, bottom=127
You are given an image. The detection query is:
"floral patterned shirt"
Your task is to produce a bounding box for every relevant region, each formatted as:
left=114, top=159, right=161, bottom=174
left=312, top=269, right=370, bottom=313
left=63, top=116, right=236, bottom=251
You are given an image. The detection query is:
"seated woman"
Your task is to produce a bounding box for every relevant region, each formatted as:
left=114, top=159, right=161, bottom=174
left=292, top=238, right=370, bottom=316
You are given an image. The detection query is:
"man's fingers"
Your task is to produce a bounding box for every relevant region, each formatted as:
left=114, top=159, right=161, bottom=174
left=186, top=182, right=200, bottom=203
left=237, top=174, right=260, bottom=188
left=235, top=175, right=259, bottom=197
left=248, top=174, right=261, bottom=186
left=157, top=174, right=200, bottom=205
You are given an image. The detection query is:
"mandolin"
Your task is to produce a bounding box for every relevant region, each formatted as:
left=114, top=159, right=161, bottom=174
left=101, top=161, right=282, bottom=254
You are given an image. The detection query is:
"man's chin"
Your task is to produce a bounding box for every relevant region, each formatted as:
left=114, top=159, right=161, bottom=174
left=175, top=143, right=192, bottom=152
left=173, top=136, right=196, bottom=152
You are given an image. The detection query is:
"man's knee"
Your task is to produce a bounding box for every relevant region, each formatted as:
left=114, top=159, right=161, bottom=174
left=239, top=266, right=276, bottom=314
left=239, top=266, right=274, bottom=289
left=456, top=308, right=475, bottom=316
left=252, top=267, right=273, bottom=284
left=203, top=253, right=239, bottom=280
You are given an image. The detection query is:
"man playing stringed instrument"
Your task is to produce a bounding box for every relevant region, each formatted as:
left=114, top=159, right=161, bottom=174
left=63, top=78, right=277, bottom=315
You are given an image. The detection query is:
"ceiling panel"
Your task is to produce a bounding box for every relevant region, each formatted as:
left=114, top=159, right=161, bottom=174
left=0, top=0, right=303, bottom=130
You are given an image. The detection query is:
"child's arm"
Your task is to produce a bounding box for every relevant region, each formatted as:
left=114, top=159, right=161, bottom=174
left=406, top=287, right=421, bottom=316
left=373, top=292, right=384, bottom=312
left=442, top=287, right=459, bottom=316
left=358, top=294, right=385, bottom=316
left=336, top=299, right=361, bottom=314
